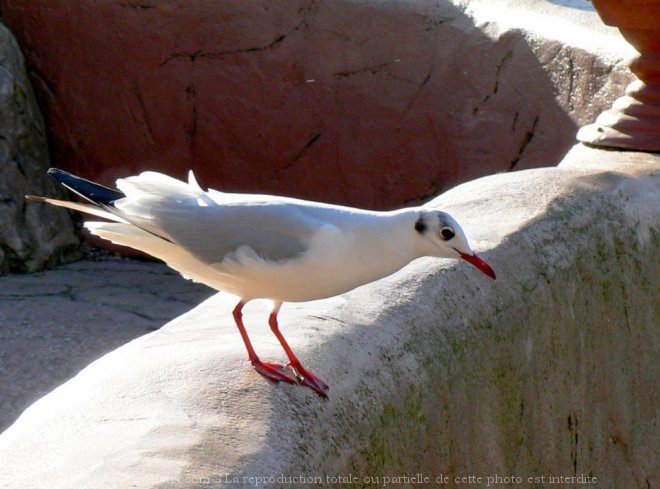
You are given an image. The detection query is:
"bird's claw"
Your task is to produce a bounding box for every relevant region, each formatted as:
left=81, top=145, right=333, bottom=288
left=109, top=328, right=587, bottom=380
left=251, top=359, right=296, bottom=384
left=288, top=362, right=329, bottom=399
left=249, top=358, right=329, bottom=398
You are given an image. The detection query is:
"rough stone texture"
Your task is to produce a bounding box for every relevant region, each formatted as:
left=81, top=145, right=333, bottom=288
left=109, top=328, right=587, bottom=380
left=0, top=145, right=657, bottom=488
left=463, top=0, right=636, bottom=129
left=0, top=0, right=634, bottom=209
left=0, top=22, right=80, bottom=273
left=0, top=259, right=211, bottom=433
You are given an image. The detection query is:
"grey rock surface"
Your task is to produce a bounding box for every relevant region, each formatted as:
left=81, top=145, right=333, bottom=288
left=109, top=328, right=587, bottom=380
left=0, top=145, right=657, bottom=488
left=0, top=258, right=212, bottom=433
left=0, top=22, right=80, bottom=273
left=463, top=0, right=636, bottom=147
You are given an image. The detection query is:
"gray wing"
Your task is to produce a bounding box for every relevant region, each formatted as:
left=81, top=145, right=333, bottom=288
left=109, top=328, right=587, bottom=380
left=118, top=198, right=324, bottom=264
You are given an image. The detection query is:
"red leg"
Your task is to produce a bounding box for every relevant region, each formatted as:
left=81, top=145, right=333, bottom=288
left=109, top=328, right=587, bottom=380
left=232, top=302, right=295, bottom=384
left=268, top=310, right=329, bottom=398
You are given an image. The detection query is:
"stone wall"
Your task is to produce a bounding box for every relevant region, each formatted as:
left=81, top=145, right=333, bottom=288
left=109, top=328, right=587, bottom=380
left=0, top=145, right=656, bottom=488
left=0, top=22, right=79, bottom=273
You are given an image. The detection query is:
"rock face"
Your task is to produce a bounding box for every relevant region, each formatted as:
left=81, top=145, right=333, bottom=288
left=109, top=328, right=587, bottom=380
left=0, top=23, right=79, bottom=273
left=0, top=145, right=656, bottom=488
left=0, top=0, right=633, bottom=209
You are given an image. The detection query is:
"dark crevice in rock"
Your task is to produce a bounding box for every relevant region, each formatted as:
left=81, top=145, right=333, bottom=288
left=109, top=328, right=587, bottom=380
left=493, top=50, right=513, bottom=94
left=403, top=179, right=443, bottom=204
left=421, top=73, right=432, bottom=86
left=158, top=18, right=307, bottom=67
left=511, top=111, right=519, bottom=132
left=118, top=2, right=157, bottom=9
left=568, top=413, right=579, bottom=476
left=509, top=115, right=539, bottom=170
left=128, top=80, right=155, bottom=145
left=334, top=63, right=389, bottom=79
left=0, top=284, right=76, bottom=300
left=424, top=16, right=454, bottom=32
left=184, top=85, right=198, bottom=155
left=566, top=57, right=575, bottom=112
left=303, top=132, right=322, bottom=149
left=27, top=64, right=56, bottom=98
left=285, top=131, right=322, bottom=169
left=159, top=50, right=201, bottom=66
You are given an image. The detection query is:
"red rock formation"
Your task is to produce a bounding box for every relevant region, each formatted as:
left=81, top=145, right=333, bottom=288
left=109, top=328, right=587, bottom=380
left=0, top=0, right=577, bottom=210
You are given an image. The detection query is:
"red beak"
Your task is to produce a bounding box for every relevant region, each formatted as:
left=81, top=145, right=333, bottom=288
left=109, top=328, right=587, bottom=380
left=458, top=252, right=496, bottom=280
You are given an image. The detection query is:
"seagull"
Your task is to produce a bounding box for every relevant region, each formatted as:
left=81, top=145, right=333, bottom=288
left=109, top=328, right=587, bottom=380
left=27, top=169, right=496, bottom=398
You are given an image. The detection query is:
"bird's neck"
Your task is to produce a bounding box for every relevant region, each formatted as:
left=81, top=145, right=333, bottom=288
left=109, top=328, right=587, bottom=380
left=341, top=208, right=420, bottom=280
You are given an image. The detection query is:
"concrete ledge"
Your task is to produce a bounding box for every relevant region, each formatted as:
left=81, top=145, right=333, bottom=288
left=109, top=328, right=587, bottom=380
left=1, top=145, right=657, bottom=488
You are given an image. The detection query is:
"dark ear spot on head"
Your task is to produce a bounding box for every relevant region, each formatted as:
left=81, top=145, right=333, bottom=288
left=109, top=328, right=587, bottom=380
left=415, top=217, right=427, bottom=234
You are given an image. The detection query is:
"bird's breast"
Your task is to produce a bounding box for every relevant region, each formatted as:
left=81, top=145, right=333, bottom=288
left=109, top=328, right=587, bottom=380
left=210, top=229, right=415, bottom=302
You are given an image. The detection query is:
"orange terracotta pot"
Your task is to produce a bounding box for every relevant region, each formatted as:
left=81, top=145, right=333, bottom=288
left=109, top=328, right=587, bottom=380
left=577, top=0, right=660, bottom=151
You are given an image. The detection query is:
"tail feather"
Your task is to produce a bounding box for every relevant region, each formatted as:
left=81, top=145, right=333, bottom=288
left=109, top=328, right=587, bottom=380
left=85, top=221, right=171, bottom=252
left=25, top=195, right=128, bottom=223
left=32, top=169, right=178, bottom=245
left=47, top=168, right=125, bottom=206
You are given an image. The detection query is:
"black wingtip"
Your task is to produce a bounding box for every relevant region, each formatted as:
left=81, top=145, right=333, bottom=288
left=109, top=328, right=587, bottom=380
left=47, top=168, right=125, bottom=206
left=47, top=167, right=71, bottom=179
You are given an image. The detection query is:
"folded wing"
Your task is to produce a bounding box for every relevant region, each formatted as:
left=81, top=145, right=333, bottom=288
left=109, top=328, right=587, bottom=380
left=43, top=169, right=323, bottom=265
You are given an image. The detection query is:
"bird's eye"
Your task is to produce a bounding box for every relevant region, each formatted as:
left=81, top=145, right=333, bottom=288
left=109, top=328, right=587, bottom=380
left=440, top=227, right=455, bottom=240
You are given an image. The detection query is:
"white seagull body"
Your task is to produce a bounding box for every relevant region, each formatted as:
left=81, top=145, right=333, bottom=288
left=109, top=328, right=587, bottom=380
left=28, top=169, right=495, bottom=398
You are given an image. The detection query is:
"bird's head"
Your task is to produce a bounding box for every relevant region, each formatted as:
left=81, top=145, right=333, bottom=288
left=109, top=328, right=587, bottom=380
left=413, top=209, right=496, bottom=280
